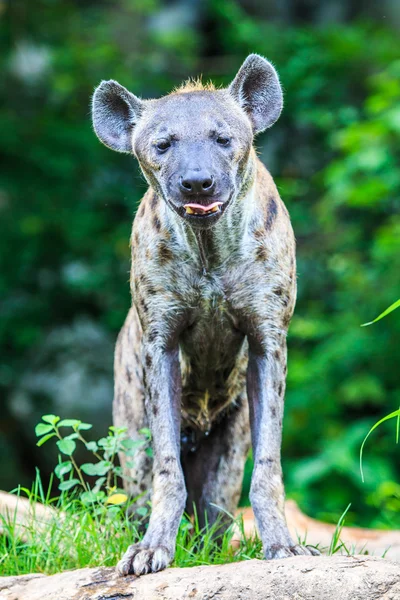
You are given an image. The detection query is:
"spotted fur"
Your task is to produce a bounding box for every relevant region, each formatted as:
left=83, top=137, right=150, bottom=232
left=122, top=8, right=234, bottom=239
left=92, top=54, right=319, bottom=577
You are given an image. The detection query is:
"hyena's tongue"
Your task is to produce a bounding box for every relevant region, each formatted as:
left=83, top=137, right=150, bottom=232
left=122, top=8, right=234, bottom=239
left=184, top=201, right=223, bottom=215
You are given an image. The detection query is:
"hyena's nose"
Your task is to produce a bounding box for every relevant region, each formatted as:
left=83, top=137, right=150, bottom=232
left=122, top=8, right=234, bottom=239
left=179, top=172, right=215, bottom=195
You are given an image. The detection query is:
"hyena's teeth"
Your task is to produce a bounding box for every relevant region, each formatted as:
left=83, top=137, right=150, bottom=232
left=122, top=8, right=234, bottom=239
left=184, top=202, right=222, bottom=215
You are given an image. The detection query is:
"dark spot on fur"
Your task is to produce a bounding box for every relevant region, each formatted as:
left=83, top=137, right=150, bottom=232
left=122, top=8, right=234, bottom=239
left=273, top=287, right=283, bottom=296
left=274, top=349, right=281, bottom=360
left=266, top=196, right=278, bottom=230
left=270, top=406, right=276, bottom=417
left=134, top=232, right=139, bottom=245
left=159, top=469, right=170, bottom=476
left=148, top=329, right=158, bottom=342
left=278, top=383, right=283, bottom=396
left=151, top=194, right=158, bottom=209
left=253, top=228, right=264, bottom=240
left=165, top=456, right=176, bottom=463
left=140, top=482, right=147, bottom=492
left=153, top=216, right=161, bottom=232
left=256, top=245, right=268, bottom=262
left=257, top=458, right=274, bottom=466
left=139, top=202, right=146, bottom=217
left=145, top=353, right=152, bottom=368
left=140, top=297, right=148, bottom=313
left=158, top=241, right=173, bottom=264
left=152, top=404, right=158, bottom=416
left=282, top=313, right=291, bottom=328
left=125, top=366, right=132, bottom=383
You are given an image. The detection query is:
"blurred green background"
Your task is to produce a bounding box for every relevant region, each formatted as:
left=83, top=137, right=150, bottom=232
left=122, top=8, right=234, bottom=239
left=1, top=0, right=399, bottom=529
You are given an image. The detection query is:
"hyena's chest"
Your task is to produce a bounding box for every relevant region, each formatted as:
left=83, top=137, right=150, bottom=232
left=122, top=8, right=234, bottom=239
left=178, top=276, right=248, bottom=432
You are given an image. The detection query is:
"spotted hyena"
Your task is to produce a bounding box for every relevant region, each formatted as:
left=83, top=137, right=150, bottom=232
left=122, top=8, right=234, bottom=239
left=92, top=54, right=318, bottom=576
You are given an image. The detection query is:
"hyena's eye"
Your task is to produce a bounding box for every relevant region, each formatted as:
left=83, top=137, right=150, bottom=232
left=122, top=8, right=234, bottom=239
left=156, top=139, right=171, bottom=152
left=216, top=136, right=230, bottom=146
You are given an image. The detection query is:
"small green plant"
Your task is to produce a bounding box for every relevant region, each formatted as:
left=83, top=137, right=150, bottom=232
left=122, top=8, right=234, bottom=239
left=34, top=414, right=151, bottom=510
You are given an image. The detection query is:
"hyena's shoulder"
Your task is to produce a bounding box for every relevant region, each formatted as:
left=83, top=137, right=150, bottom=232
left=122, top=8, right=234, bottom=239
left=232, top=157, right=296, bottom=312
left=253, top=157, right=292, bottom=239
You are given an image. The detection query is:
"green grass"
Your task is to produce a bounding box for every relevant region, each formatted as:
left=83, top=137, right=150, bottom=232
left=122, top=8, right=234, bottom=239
left=1, top=470, right=369, bottom=577
left=0, top=473, right=263, bottom=577
left=0, top=418, right=264, bottom=576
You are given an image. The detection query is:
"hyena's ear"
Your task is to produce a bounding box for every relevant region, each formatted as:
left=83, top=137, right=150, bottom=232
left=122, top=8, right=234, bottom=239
left=229, top=54, right=283, bottom=134
left=92, top=80, right=144, bottom=153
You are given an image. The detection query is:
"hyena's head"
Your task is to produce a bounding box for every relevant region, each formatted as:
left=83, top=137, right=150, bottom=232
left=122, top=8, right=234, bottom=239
left=92, top=54, right=282, bottom=229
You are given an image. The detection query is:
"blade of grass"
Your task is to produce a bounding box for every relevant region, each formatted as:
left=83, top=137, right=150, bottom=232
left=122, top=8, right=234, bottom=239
left=328, top=503, right=351, bottom=556
left=361, top=299, right=400, bottom=327
left=360, top=409, right=400, bottom=482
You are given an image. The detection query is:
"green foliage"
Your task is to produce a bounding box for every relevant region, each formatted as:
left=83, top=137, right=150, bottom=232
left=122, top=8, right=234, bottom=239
left=34, top=414, right=150, bottom=508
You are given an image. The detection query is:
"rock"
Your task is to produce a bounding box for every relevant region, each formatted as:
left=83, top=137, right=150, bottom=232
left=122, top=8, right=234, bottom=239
left=0, top=555, right=399, bottom=600
left=0, top=490, right=58, bottom=542
left=1, top=491, right=400, bottom=599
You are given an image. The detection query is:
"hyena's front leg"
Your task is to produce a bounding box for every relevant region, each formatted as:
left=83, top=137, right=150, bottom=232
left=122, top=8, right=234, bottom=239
left=117, top=344, right=186, bottom=576
left=247, top=337, right=319, bottom=559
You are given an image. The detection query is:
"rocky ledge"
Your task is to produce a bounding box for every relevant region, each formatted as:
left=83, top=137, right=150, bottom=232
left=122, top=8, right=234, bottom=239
left=1, top=555, right=399, bottom=600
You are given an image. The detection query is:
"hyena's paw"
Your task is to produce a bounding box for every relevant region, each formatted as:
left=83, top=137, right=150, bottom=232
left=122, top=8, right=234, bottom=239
left=265, top=544, right=320, bottom=560
left=117, top=544, right=172, bottom=576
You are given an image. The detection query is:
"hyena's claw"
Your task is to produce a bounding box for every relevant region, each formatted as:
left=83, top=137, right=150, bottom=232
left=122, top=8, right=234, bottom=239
left=117, top=544, right=171, bottom=576
left=265, top=543, right=320, bottom=560
left=116, top=544, right=137, bottom=576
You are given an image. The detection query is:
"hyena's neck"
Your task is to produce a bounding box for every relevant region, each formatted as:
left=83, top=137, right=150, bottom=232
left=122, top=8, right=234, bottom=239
left=165, top=154, right=258, bottom=273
